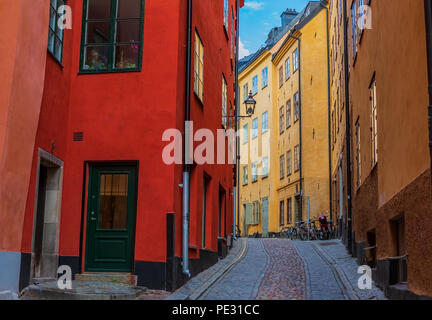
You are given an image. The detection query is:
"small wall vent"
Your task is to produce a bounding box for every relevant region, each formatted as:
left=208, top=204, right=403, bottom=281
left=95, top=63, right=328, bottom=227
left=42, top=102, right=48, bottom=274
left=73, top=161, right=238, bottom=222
left=73, top=132, right=84, bottom=142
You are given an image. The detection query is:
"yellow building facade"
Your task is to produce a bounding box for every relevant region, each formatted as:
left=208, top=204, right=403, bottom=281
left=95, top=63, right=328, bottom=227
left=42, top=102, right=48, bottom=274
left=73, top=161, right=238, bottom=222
left=238, top=2, right=330, bottom=237
left=238, top=49, right=274, bottom=237
left=272, top=3, right=330, bottom=229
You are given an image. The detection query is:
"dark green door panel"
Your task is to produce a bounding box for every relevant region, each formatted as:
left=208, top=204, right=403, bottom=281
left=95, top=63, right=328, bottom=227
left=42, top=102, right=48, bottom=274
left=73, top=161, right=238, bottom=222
left=85, top=164, right=138, bottom=272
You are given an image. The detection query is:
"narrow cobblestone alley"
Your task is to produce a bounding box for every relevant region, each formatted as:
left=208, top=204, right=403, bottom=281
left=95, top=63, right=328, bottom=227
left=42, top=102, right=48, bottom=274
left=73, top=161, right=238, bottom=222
left=167, top=238, right=386, bottom=300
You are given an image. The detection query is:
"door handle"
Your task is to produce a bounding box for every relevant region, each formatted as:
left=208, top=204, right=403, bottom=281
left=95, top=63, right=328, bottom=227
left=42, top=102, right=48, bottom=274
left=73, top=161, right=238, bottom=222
left=90, top=217, right=97, bottom=221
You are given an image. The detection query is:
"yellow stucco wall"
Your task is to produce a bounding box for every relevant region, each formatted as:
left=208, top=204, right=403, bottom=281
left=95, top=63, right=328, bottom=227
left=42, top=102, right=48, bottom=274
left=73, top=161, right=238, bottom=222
left=271, top=8, right=330, bottom=231
left=238, top=6, right=330, bottom=237
left=238, top=51, right=274, bottom=237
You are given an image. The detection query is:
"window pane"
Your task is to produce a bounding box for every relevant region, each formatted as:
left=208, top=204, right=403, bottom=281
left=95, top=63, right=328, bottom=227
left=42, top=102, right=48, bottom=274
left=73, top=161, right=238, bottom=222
left=49, top=7, right=56, bottom=30
left=48, top=29, right=55, bottom=53
left=98, top=174, right=128, bottom=230
left=87, top=0, right=111, bottom=19
left=86, top=21, right=111, bottom=44
left=117, top=0, right=141, bottom=18
left=115, top=44, right=139, bottom=69
left=54, top=38, right=62, bottom=61
left=116, top=20, right=140, bottom=42
left=83, top=46, right=109, bottom=71
left=50, top=0, right=57, bottom=8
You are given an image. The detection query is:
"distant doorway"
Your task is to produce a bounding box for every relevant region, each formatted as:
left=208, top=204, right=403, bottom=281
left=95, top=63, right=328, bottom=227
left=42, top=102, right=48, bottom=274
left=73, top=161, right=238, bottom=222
left=262, top=198, right=269, bottom=237
left=31, top=149, right=63, bottom=282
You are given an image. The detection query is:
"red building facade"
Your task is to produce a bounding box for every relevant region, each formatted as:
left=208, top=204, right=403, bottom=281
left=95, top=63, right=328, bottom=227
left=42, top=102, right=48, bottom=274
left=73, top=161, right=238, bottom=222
left=0, top=0, right=239, bottom=294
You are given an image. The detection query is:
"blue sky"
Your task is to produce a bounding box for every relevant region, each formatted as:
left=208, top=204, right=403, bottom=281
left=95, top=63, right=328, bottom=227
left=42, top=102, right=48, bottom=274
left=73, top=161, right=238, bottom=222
left=239, top=0, right=310, bottom=58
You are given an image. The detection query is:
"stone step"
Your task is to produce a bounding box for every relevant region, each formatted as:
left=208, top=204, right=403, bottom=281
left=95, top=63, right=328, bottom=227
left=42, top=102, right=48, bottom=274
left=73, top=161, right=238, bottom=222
left=21, top=280, right=146, bottom=300
left=75, top=273, right=137, bottom=286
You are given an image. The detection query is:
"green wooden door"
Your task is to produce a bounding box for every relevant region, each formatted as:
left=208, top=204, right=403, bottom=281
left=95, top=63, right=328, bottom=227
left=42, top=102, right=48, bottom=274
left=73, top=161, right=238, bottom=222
left=85, top=164, right=138, bottom=272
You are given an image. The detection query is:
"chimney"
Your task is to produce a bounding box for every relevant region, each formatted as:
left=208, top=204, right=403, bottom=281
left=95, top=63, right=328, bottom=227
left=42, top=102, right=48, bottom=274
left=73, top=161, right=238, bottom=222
left=281, top=8, right=298, bottom=27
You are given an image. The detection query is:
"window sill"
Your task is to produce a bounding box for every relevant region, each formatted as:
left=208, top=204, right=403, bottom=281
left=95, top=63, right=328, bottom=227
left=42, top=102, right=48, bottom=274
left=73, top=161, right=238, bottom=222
left=78, top=67, right=142, bottom=75
left=194, top=91, right=204, bottom=107
left=262, top=175, right=268, bottom=180
left=47, top=50, right=64, bottom=69
left=262, top=84, right=268, bottom=90
left=223, top=24, right=229, bottom=40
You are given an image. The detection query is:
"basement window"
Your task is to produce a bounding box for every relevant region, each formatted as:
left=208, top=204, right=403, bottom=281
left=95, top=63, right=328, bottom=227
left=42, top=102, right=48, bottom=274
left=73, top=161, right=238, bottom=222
left=80, top=0, right=144, bottom=73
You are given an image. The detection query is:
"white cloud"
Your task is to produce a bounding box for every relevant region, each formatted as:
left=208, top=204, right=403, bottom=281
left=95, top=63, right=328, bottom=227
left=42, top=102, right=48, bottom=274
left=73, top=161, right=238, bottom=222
left=244, top=1, right=264, bottom=11
left=239, top=38, right=250, bottom=59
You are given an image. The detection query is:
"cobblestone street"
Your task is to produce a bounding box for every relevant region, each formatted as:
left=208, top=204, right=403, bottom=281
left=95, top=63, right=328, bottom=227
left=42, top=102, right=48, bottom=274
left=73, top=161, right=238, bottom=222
left=167, top=238, right=386, bottom=300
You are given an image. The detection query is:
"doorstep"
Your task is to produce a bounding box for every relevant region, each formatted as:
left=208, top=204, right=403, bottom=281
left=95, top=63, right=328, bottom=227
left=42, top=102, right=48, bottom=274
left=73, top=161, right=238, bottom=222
left=75, top=272, right=137, bottom=286
left=20, top=280, right=146, bottom=300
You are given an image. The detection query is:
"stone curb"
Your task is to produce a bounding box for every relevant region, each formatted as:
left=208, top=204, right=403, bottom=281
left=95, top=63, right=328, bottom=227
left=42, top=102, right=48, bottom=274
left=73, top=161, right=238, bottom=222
left=172, top=238, right=247, bottom=300
left=291, top=241, right=312, bottom=300
left=249, top=239, right=270, bottom=299
left=311, top=242, right=360, bottom=300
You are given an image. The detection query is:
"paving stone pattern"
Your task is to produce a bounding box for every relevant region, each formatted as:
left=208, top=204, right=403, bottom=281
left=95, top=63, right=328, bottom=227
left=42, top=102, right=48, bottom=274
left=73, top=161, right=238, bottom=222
left=255, top=239, right=306, bottom=300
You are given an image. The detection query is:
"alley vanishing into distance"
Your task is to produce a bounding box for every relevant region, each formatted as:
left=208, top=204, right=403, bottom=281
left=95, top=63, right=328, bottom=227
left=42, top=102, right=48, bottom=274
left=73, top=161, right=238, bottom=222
left=167, top=239, right=386, bottom=300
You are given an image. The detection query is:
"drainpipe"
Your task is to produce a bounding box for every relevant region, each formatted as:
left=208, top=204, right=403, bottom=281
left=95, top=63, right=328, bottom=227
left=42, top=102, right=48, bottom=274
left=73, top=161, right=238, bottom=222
left=287, top=31, right=302, bottom=220
left=342, top=0, right=353, bottom=253
left=424, top=0, right=432, bottom=196
left=234, top=0, right=240, bottom=240
left=182, top=0, right=193, bottom=278
left=322, top=2, right=333, bottom=224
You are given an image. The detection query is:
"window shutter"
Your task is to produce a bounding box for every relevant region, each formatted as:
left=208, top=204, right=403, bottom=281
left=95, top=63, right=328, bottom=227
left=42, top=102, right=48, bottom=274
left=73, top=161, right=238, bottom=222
left=246, top=203, right=252, bottom=225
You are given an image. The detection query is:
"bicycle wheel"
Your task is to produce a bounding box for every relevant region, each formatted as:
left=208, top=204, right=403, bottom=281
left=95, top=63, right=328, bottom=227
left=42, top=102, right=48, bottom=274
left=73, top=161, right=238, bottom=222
left=299, top=229, right=307, bottom=241
left=291, top=229, right=297, bottom=240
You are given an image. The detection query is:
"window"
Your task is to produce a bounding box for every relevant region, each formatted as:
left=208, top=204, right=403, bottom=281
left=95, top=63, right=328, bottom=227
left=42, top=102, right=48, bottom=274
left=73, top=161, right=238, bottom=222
left=370, top=77, right=378, bottom=167
left=243, top=124, right=249, bottom=144
left=286, top=100, right=291, bottom=128
left=80, top=0, right=144, bottom=73
left=285, top=58, right=291, bottom=80
left=252, top=75, right=258, bottom=95
left=252, top=162, right=258, bottom=182
left=355, top=119, right=361, bottom=187
left=252, top=117, right=258, bottom=139
left=287, top=198, right=292, bottom=224
left=252, top=201, right=260, bottom=225
left=194, top=32, right=204, bottom=101
left=48, top=0, right=65, bottom=63
left=224, top=0, right=229, bottom=32
left=280, top=154, right=285, bottom=179
left=294, top=92, right=299, bottom=122
left=242, top=165, right=248, bottom=185
left=243, top=83, right=249, bottom=102
left=351, top=1, right=357, bottom=59
left=229, top=103, right=233, bottom=129
left=262, top=111, right=268, bottom=133
left=262, top=67, right=268, bottom=88
left=222, top=76, right=227, bottom=128
left=231, top=8, right=234, bottom=59
left=294, top=145, right=300, bottom=172
left=279, top=201, right=285, bottom=226
left=279, top=66, right=284, bottom=87
left=293, top=49, right=299, bottom=72
left=262, top=157, right=269, bottom=178
left=279, top=106, right=285, bottom=134
left=286, top=150, right=292, bottom=176
left=359, top=0, right=364, bottom=38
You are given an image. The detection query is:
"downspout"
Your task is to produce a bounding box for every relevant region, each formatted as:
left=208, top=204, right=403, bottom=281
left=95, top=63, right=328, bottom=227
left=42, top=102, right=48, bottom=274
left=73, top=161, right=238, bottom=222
left=182, top=0, right=192, bottom=278
left=323, top=2, right=333, bottom=224
left=234, top=0, right=240, bottom=239
left=287, top=31, right=302, bottom=220
left=424, top=0, right=432, bottom=196
left=342, top=0, right=353, bottom=252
